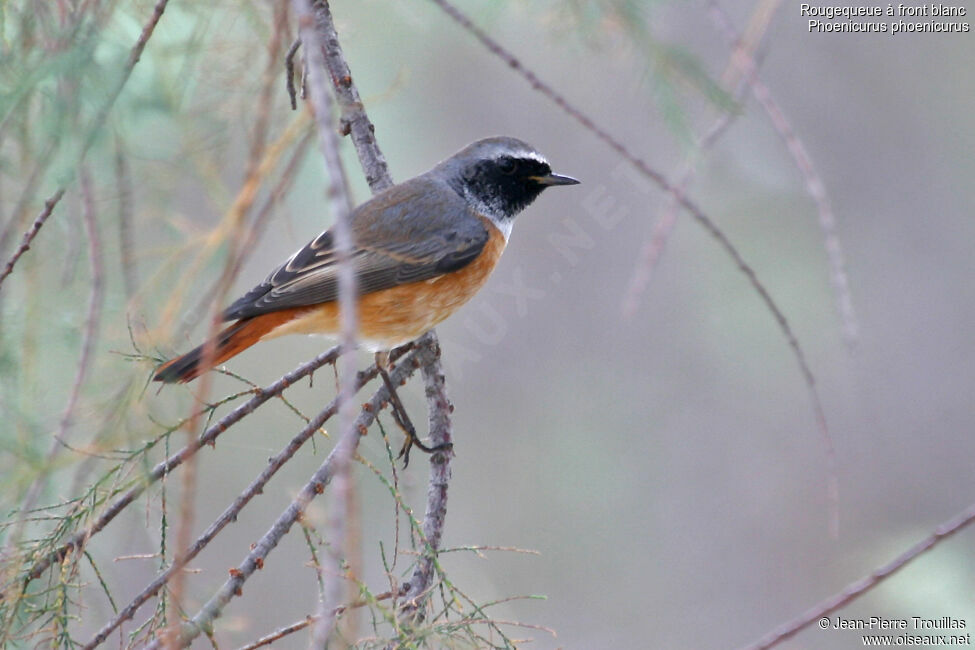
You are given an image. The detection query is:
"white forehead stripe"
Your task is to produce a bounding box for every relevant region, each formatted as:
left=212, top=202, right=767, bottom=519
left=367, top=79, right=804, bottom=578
left=495, top=149, right=548, bottom=165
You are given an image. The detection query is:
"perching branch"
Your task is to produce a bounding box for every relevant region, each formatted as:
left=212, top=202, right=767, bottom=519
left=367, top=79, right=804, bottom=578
left=399, top=333, right=454, bottom=625
left=426, top=0, right=837, bottom=534
left=140, top=344, right=436, bottom=650
left=306, top=0, right=457, bottom=630
left=85, top=348, right=412, bottom=649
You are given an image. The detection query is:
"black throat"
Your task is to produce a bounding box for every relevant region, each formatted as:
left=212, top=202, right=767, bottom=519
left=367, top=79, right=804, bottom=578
left=450, top=156, right=552, bottom=220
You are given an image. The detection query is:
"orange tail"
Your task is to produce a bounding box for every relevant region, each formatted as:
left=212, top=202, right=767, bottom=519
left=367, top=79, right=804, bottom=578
left=154, top=311, right=301, bottom=383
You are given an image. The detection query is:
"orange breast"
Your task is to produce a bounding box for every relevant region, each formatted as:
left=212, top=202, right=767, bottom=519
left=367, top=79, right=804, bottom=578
left=264, top=218, right=507, bottom=350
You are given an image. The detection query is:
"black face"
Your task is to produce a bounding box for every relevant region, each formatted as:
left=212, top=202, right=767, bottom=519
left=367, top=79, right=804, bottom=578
left=454, top=155, right=555, bottom=219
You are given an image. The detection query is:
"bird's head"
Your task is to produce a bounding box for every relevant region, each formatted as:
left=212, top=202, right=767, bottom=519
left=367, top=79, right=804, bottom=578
left=435, top=136, right=579, bottom=238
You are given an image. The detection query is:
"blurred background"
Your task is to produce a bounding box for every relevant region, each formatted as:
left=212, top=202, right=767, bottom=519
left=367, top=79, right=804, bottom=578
left=2, top=0, right=974, bottom=647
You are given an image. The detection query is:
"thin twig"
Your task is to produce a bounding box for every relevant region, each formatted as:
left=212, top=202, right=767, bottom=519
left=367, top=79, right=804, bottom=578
left=85, top=351, right=410, bottom=650
left=79, top=0, right=169, bottom=162
left=307, top=0, right=391, bottom=193
left=12, top=170, right=105, bottom=542
left=740, top=500, right=975, bottom=650
left=243, top=616, right=315, bottom=650
left=246, top=0, right=289, bottom=182
left=175, top=111, right=313, bottom=339
left=224, top=129, right=314, bottom=286
left=399, top=332, right=453, bottom=625
left=621, top=0, right=782, bottom=320
left=237, top=588, right=403, bottom=650
left=427, top=0, right=838, bottom=536
left=285, top=38, right=302, bottom=110
left=708, top=0, right=859, bottom=348
left=140, top=345, right=435, bottom=649
left=0, top=141, right=59, bottom=259
left=59, top=168, right=106, bottom=452
left=114, top=135, right=138, bottom=301
left=293, top=0, right=360, bottom=644
left=0, top=0, right=167, bottom=295
left=163, top=8, right=291, bottom=634
left=17, top=347, right=343, bottom=591
left=0, top=188, right=66, bottom=292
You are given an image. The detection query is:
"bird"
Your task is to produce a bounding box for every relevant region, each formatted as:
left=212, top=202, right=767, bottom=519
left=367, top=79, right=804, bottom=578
left=153, top=136, right=579, bottom=384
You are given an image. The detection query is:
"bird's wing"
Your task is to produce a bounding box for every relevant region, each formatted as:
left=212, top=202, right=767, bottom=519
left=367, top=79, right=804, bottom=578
left=223, top=176, right=489, bottom=321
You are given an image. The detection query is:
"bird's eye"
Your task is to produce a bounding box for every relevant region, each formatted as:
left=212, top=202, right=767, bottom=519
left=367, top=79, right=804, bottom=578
left=497, top=158, right=517, bottom=175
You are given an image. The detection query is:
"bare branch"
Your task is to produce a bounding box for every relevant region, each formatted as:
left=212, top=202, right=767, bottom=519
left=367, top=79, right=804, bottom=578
left=84, top=349, right=411, bottom=650
left=292, top=0, right=360, bottom=644
left=427, top=0, right=838, bottom=536
left=400, top=332, right=453, bottom=625
left=306, top=0, right=391, bottom=192
left=621, top=1, right=782, bottom=319
left=307, top=0, right=457, bottom=627
left=79, top=0, right=170, bottom=162
left=741, top=501, right=975, bottom=650
left=18, top=346, right=343, bottom=590
left=139, top=345, right=435, bottom=650
left=708, top=0, right=859, bottom=348
left=10, top=169, right=105, bottom=551
left=113, top=136, right=138, bottom=301
left=1, top=0, right=167, bottom=295
left=286, top=38, right=302, bottom=110
left=0, top=188, right=66, bottom=292
left=242, top=616, right=315, bottom=650
left=237, top=586, right=403, bottom=650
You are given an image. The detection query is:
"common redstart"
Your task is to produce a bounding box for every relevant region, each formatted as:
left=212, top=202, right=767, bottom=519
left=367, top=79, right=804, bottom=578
left=154, top=136, right=578, bottom=383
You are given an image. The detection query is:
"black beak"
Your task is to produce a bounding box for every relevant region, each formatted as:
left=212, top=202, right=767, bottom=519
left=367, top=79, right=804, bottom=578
left=532, top=173, right=580, bottom=186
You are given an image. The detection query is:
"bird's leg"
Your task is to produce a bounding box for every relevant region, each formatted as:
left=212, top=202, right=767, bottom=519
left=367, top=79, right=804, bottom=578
left=374, top=351, right=449, bottom=467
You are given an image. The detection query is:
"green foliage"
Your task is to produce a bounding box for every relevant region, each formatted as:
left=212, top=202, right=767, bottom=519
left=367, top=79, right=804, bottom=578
left=551, top=0, right=738, bottom=142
